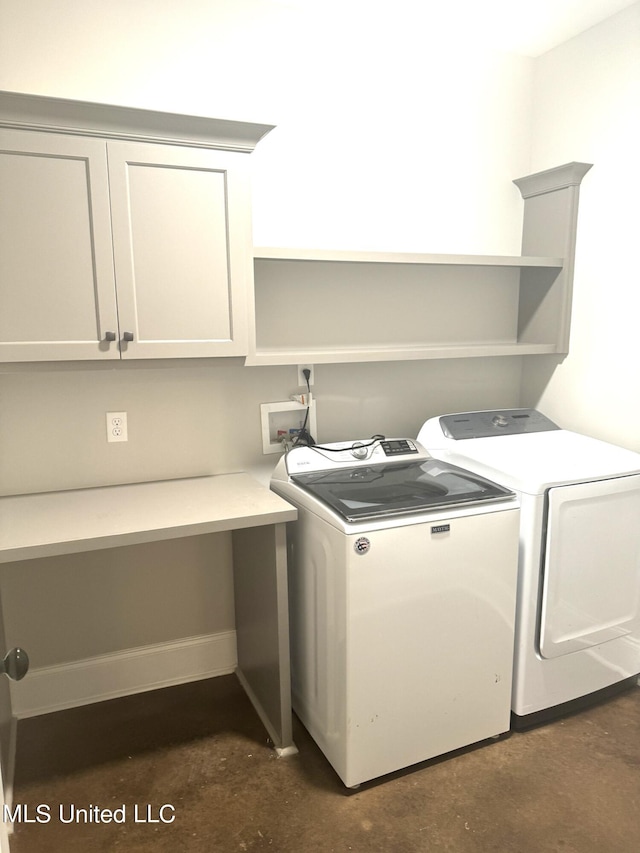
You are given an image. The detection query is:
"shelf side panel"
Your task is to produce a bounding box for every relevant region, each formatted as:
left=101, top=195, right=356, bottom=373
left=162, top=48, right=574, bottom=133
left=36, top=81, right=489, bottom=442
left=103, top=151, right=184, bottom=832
left=515, top=162, right=592, bottom=353
left=517, top=267, right=565, bottom=346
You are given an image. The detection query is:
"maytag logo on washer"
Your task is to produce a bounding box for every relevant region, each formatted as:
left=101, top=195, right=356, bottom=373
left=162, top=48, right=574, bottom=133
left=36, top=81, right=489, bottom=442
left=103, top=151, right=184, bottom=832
left=354, top=537, right=370, bottom=555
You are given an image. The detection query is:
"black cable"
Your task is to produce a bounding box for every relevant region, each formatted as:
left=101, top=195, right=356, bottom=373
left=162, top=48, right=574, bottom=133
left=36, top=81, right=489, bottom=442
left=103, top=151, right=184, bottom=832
left=292, top=369, right=316, bottom=447
left=309, top=435, right=386, bottom=453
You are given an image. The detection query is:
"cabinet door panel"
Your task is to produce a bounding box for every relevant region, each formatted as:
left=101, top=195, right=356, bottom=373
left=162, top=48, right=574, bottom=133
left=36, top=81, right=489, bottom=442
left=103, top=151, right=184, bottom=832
left=0, top=581, right=12, bottom=851
left=108, top=142, right=251, bottom=358
left=0, top=130, right=119, bottom=361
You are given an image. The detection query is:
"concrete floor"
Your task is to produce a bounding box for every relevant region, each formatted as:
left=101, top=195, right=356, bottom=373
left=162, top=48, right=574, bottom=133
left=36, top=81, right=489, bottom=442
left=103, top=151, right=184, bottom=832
left=9, top=675, right=640, bottom=853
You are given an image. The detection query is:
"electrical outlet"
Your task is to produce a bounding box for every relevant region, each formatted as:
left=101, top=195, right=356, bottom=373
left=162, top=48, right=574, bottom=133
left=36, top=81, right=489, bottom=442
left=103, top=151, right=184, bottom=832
left=106, top=411, right=128, bottom=443
left=297, top=364, right=314, bottom=387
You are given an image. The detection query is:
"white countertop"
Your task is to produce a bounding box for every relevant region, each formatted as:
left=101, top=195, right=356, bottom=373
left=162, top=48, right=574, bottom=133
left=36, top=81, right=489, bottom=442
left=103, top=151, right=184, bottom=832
left=0, top=473, right=297, bottom=563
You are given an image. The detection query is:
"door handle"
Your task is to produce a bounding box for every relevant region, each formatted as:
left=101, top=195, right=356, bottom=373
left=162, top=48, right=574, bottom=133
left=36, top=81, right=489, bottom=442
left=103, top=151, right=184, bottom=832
left=0, top=648, right=29, bottom=681
left=122, top=332, right=134, bottom=342
left=104, top=331, right=117, bottom=342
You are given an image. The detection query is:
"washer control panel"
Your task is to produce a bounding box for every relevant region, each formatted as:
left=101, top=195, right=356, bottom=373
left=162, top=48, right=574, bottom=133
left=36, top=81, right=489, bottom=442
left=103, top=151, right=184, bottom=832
left=380, top=439, right=418, bottom=456
left=285, top=438, right=427, bottom=474
left=440, top=409, right=559, bottom=439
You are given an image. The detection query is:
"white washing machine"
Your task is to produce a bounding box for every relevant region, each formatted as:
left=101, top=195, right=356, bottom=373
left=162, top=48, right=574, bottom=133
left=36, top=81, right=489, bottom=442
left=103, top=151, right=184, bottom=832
left=271, top=437, right=520, bottom=787
left=418, top=409, right=640, bottom=729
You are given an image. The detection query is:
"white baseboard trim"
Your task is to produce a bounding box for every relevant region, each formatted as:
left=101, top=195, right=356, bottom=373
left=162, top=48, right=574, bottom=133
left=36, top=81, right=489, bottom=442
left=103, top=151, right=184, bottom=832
left=10, top=631, right=237, bottom=719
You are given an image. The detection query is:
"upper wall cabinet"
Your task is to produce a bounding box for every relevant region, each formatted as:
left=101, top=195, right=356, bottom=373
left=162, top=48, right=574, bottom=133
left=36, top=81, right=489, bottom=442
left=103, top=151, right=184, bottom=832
left=246, top=162, right=592, bottom=365
left=0, top=91, right=273, bottom=362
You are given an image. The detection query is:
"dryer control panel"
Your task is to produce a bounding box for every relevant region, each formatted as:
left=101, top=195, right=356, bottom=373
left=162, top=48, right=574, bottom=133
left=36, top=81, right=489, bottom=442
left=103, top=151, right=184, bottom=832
left=440, top=409, right=559, bottom=440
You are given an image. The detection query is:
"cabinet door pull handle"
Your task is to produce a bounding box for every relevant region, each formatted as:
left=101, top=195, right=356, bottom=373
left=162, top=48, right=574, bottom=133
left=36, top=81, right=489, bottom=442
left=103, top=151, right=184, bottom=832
left=104, top=331, right=117, bottom=341
left=123, top=332, right=134, bottom=342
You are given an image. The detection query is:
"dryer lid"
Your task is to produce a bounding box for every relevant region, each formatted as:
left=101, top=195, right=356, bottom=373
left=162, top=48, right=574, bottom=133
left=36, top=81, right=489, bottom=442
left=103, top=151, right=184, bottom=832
left=290, top=458, right=514, bottom=522
left=418, top=415, right=640, bottom=494
left=427, top=431, right=640, bottom=494
left=439, top=409, right=559, bottom=439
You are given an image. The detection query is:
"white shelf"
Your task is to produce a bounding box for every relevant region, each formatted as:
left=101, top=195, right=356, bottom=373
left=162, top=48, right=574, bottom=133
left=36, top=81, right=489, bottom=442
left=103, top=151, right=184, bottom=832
left=253, top=247, right=563, bottom=268
left=249, top=163, right=591, bottom=367
left=247, top=342, right=559, bottom=366
left=248, top=252, right=563, bottom=365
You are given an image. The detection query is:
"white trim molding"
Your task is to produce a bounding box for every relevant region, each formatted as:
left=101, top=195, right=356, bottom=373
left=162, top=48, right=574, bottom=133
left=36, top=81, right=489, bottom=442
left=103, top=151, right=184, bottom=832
left=10, top=631, right=237, bottom=718
left=0, top=90, right=275, bottom=152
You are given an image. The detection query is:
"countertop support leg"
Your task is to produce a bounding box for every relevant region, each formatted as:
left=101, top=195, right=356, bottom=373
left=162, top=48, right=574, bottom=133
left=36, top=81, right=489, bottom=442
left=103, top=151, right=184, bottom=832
left=232, top=523, right=296, bottom=755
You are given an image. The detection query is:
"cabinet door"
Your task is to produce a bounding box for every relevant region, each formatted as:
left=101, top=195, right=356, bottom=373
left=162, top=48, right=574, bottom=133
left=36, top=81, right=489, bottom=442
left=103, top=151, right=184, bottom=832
left=0, top=584, right=14, bottom=851
left=107, top=142, right=252, bottom=358
left=0, top=130, right=120, bottom=362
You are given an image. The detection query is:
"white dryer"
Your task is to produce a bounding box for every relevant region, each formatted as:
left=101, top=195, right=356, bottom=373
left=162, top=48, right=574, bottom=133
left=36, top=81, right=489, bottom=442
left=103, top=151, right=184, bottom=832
left=418, top=409, right=640, bottom=729
left=271, top=437, right=520, bottom=786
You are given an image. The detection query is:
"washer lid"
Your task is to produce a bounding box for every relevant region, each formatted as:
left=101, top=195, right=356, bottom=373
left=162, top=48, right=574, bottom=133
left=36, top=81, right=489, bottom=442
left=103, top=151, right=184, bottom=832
left=290, top=457, right=514, bottom=522
left=439, top=409, right=558, bottom=439
left=423, top=430, right=640, bottom=495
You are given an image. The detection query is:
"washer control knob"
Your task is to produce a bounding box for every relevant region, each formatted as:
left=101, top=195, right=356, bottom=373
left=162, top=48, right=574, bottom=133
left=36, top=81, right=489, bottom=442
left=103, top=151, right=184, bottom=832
left=351, top=442, right=369, bottom=459
left=492, top=414, right=510, bottom=428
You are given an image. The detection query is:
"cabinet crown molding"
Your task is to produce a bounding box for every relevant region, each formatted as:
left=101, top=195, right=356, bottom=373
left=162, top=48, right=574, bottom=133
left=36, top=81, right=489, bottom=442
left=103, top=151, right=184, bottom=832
left=0, top=90, right=275, bottom=152
left=513, top=161, right=592, bottom=199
